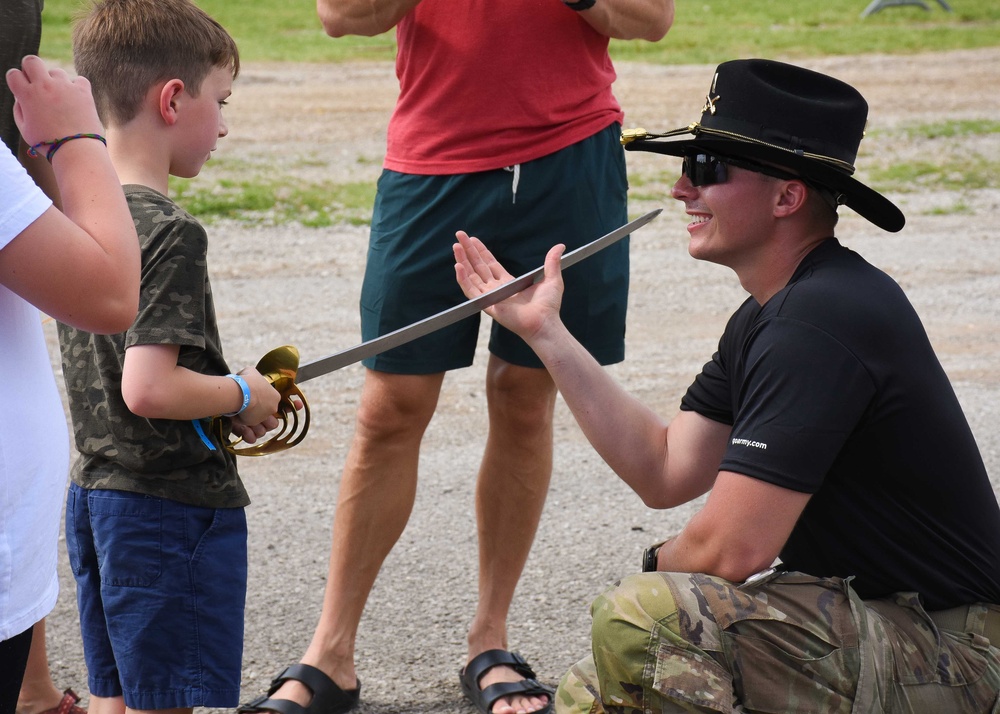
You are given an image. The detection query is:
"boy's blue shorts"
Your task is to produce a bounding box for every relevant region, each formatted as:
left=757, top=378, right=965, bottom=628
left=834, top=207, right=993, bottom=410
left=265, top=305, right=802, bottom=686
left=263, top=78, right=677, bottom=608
left=65, top=484, right=248, bottom=709
left=361, top=122, right=630, bottom=373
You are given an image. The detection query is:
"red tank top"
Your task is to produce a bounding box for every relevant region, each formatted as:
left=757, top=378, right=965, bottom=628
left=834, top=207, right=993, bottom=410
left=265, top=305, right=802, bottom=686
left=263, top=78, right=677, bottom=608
left=384, top=0, right=624, bottom=174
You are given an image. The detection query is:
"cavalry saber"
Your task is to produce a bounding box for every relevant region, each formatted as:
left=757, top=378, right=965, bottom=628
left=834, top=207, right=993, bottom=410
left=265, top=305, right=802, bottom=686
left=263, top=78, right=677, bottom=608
left=298, top=208, right=661, bottom=382
left=225, top=208, right=661, bottom=455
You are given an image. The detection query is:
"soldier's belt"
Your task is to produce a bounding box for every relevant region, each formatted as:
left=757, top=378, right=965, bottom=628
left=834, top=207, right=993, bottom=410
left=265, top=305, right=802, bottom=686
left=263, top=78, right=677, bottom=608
left=927, top=603, right=1000, bottom=647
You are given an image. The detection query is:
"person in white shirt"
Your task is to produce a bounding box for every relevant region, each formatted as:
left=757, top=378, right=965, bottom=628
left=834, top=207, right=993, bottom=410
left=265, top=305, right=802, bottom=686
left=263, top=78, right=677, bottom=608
left=0, top=55, right=139, bottom=711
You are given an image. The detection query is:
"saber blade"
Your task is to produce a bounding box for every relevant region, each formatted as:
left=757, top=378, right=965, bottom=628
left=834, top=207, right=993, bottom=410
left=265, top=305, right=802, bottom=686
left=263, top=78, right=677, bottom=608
left=295, top=208, right=661, bottom=383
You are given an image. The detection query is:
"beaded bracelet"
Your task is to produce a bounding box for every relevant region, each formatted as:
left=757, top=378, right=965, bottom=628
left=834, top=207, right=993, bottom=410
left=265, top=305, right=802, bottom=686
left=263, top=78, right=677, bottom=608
left=28, top=133, right=107, bottom=162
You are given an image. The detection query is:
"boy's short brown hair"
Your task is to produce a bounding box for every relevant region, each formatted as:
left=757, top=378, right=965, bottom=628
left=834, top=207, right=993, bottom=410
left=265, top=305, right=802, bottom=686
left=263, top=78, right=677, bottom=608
left=73, top=0, right=239, bottom=126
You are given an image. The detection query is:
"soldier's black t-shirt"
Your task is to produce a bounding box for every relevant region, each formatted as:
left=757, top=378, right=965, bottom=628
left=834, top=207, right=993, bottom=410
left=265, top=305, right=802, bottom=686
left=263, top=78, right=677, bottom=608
left=59, top=185, right=246, bottom=509
left=681, top=238, right=1000, bottom=610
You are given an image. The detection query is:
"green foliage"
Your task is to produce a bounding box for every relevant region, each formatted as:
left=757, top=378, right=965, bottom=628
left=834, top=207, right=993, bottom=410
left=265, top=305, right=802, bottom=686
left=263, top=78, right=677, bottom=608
left=38, top=0, right=1000, bottom=225
left=39, top=0, right=397, bottom=63
left=887, top=119, right=1000, bottom=140
left=39, top=0, right=1000, bottom=64
left=929, top=201, right=973, bottom=215
left=612, top=0, right=1000, bottom=63
left=169, top=175, right=376, bottom=227
left=862, top=120, right=1000, bottom=196
left=868, top=158, right=997, bottom=192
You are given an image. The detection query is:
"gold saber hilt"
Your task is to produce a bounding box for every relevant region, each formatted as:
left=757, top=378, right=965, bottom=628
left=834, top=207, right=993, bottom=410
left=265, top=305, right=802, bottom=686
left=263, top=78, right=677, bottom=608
left=215, top=345, right=311, bottom=456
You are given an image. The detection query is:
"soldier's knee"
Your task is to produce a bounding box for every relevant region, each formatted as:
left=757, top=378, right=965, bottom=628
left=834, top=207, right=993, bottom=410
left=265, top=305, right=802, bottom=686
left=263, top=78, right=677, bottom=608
left=590, top=573, right=682, bottom=660
left=556, top=656, right=601, bottom=714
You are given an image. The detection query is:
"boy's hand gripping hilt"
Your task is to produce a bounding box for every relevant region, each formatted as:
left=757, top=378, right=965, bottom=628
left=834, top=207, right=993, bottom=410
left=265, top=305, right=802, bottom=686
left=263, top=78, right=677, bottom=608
left=213, top=345, right=310, bottom=456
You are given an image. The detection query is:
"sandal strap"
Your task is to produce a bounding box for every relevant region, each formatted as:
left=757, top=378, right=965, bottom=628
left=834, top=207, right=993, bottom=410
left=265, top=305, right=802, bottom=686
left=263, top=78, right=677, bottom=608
left=238, top=695, right=308, bottom=714
left=238, top=664, right=360, bottom=714
left=479, top=678, right=554, bottom=713
left=268, top=664, right=333, bottom=697
left=461, top=650, right=553, bottom=714
left=465, top=649, right=537, bottom=686
left=35, top=690, right=86, bottom=714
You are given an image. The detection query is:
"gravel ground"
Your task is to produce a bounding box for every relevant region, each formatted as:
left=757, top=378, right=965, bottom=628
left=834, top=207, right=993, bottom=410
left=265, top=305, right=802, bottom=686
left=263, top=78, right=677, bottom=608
left=40, top=48, right=1000, bottom=713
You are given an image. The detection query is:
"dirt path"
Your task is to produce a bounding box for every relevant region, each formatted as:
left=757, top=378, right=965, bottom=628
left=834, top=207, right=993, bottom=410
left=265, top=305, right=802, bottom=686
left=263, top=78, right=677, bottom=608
left=43, top=49, right=1000, bottom=713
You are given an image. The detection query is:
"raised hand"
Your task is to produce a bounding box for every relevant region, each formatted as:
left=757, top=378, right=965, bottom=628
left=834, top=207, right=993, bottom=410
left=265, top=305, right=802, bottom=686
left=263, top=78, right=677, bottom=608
left=452, top=230, right=566, bottom=343
left=6, top=55, right=104, bottom=152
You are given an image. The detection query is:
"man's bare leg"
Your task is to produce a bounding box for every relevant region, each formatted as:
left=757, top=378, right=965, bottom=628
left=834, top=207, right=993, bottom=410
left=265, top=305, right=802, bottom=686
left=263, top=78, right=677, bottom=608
left=466, top=356, right=557, bottom=714
left=265, top=369, right=445, bottom=707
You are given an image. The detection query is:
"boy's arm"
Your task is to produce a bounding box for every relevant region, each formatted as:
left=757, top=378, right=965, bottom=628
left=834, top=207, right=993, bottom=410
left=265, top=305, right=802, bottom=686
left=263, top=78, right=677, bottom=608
left=0, top=56, right=139, bottom=334
left=121, top=344, right=281, bottom=427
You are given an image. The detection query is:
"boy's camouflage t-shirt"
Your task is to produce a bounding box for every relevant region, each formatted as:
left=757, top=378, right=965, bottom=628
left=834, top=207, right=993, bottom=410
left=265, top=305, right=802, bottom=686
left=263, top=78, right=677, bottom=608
left=58, top=185, right=247, bottom=509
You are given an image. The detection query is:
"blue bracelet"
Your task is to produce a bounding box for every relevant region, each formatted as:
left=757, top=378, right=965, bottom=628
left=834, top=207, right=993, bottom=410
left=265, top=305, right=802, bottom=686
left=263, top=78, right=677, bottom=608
left=221, top=373, right=251, bottom=417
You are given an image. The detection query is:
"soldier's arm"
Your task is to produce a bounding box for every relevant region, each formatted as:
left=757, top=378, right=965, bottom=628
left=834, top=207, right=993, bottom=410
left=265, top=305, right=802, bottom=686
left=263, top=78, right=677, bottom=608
left=654, top=471, right=811, bottom=582
left=455, top=233, right=728, bottom=508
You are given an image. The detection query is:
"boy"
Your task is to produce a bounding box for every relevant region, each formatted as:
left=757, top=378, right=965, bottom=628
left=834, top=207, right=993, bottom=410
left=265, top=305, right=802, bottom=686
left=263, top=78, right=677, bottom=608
left=58, top=0, right=282, bottom=710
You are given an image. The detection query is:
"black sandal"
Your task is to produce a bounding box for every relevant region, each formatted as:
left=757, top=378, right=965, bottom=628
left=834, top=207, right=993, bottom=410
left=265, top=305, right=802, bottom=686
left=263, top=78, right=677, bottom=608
left=459, top=649, right=553, bottom=714
left=237, top=663, right=360, bottom=714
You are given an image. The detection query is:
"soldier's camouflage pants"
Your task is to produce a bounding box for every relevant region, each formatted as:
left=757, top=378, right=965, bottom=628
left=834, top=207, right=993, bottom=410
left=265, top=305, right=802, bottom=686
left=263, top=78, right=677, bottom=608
left=556, top=571, right=1000, bottom=713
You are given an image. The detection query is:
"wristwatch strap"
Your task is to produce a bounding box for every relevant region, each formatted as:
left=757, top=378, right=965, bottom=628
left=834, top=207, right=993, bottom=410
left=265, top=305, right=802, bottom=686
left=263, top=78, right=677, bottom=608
left=641, top=540, right=667, bottom=572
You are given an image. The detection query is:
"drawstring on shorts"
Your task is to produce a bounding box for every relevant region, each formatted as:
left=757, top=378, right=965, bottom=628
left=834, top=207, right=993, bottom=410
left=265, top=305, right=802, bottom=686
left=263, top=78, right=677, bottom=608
left=503, top=164, right=521, bottom=204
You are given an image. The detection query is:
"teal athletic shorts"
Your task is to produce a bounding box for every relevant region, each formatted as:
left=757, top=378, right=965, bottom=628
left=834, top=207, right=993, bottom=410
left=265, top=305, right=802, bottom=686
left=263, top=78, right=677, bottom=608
left=360, top=122, right=629, bottom=373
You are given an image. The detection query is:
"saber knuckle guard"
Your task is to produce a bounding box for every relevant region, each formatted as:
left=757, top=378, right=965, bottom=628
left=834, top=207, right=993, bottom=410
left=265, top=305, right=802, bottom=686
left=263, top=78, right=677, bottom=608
left=219, top=345, right=311, bottom=456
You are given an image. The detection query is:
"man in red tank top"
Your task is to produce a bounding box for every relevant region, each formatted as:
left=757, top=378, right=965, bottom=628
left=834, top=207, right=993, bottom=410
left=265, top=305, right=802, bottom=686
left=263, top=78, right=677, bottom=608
left=239, top=3, right=674, bottom=713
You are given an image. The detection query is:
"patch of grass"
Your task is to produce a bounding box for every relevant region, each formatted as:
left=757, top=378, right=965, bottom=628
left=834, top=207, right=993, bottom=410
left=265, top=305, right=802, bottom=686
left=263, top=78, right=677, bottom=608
left=38, top=0, right=396, bottom=64
left=628, top=190, right=669, bottom=203
left=857, top=120, right=1000, bottom=195
left=865, top=157, right=998, bottom=193
left=616, top=2, right=1000, bottom=64
left=170, top=176, right=375, bottom=227
left=38, top=0, right=1000, bottom=65
left=928, top=201, right=973, bottom=215
left=880, top=119, right=1000, bottom=140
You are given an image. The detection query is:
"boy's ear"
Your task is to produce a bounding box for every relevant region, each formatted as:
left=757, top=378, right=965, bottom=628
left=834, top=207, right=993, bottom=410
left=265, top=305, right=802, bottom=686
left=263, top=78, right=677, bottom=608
left=157, top=79, right=186, bottom=126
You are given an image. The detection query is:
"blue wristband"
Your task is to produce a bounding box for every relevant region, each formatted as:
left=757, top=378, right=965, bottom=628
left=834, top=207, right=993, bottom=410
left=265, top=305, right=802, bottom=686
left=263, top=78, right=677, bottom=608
left=221, top=373, right=251, bottom=417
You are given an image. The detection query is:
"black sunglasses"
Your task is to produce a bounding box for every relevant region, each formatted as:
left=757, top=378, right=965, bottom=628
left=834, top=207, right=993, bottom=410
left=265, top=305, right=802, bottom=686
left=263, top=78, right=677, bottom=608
left=681, top=152, right=799, bottom=187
